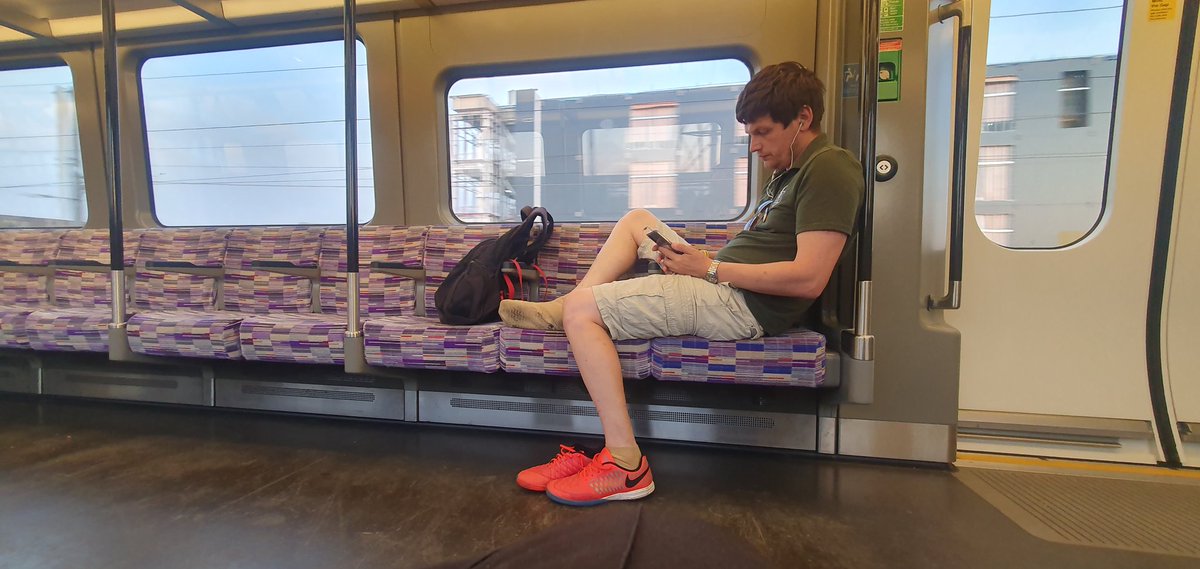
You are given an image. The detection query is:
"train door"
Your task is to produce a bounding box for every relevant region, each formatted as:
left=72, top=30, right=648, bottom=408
left=947, top=0, right=1193, bottom=465
left=1167, top=42, right=1200, bottom=467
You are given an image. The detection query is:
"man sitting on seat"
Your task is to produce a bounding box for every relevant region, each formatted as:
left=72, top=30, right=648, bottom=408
left=499, top=61, right=864, bottom=506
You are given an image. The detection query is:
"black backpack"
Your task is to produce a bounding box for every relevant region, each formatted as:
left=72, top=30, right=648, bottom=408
left=434, top=207, right=554, bottom=325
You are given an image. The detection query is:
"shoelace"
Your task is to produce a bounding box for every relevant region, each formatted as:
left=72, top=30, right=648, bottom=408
left=573, top=456, right=609, bottom=482
left=548, top=444, right=582, bottom=476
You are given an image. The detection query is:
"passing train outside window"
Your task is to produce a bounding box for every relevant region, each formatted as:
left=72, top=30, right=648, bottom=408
left=0, top=65, right=87, bottom=228
left=141, top=40, right=372, bottom=226
left=447, top=59, right=752, bottom=222
left=976, top=0, right=1124, bottom=248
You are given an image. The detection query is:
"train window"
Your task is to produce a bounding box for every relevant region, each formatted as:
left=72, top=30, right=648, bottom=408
left=977, top=1, right=1124, bottom=248
left=0, top=65, right=87, bottom=228
left=142, top=41, right=372, bottom=226
left=447, top=59, right=751, bottom=222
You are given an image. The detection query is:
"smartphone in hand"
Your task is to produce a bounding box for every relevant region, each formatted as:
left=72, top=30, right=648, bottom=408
left=646, top=230, right=682, bottom=254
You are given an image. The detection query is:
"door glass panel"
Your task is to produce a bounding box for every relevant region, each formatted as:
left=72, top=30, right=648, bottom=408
left=977, top=1, right=1124, bottom=248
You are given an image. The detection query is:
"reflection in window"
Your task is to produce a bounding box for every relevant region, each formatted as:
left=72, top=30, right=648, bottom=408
left=977, top=214, right=1013, bottom=247
left=734, top=157, right=749, bottom=208
left=978, top=1, right=1123, bottom=248
left=1060, top=70, right=1090, bottom=128
left=447, top=60, right=751, bottom=222
left=982, top=76, right=1017, bottom=132
left=976, top=146, right=1013, bottom=202
left=142, top=41, right=373, bottom=226
left=629, top=162, right=677, bottom=209
left=0, top=66, right=86, bottom=228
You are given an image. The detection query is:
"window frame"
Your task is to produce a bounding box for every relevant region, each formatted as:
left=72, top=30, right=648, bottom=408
left=442, top=55, right=756, bottom=224
left=0, top=57, right=89, bottom=230
left=134, top=30, right=376, bottom=228
left=975, top=3, right=1128, bottom=250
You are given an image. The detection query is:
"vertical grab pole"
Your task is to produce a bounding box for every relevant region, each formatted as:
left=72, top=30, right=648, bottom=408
left=850, top=0, right=880, bottom=361
left=102, top=0, right=126, bottom=328
left=344, top=0, right=362, bottom=340
left=928, top=0, right=972, bottom=310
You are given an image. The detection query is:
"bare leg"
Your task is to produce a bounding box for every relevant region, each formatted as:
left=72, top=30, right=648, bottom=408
left=575, top=208, right=662, bottom=290
left=499, top=208, right=663, bottom=330
left=562, top=290, right=635, bottom=449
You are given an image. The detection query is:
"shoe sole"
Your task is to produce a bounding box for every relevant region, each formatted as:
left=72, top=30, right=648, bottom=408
left=546, top=482, right=656, bottom=507
left=517, top=478, right=548, bottom=492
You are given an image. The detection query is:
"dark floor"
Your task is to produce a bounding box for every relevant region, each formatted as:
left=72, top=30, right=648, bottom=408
left=0, top=396, right=1191, bottom=569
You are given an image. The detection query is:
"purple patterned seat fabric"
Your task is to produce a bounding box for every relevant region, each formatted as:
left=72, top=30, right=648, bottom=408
left=126, top=228, right=234, bottom=358
left=496, top=223, right=744, bottom=379
left=0, top=230, right=63, bottom=348
left=364, top=317, right=503, bottom=373
left=128, top=227, right=323, bottom=360
left=26, top=230, right=138, bottom=352
left=499, top=328, right=650, bottom=378
left=239, top=226, right=428, bottom=365
left=363, top=225, right=512, bottom=372
left=650, top=329, right=827, bottom=387
left=132, top=229, right=228, bottom=310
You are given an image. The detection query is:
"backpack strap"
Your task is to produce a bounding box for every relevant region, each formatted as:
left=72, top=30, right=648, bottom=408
left=516, top=207, right=554, bottom=264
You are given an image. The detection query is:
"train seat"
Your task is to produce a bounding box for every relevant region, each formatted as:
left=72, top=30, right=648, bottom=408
left=125, top=228, right=233, bottom=358
left=0, top=230, right=66, bottom=349
left=127, top=227, right=323, bottom=360
left=495, top=222, right=744, bottom=380
left=25, top=230, right=138, bottom=352
left=237, top=226, right=428, bottom=365
left=362, top=225, right=512, bottom=372
left=488, top=220, right=831, bottom=386
left=649, top=330, right=828, bottom=387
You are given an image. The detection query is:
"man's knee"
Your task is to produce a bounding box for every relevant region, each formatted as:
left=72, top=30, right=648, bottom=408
left=562, top=291, right=603, bottom=330
left=622, top=208, right=657, bottom=226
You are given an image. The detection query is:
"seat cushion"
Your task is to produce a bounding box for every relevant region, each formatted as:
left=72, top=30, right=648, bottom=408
left=239, top=313, right=346, bottom=365
left=25, top=307, right=112, bottom=352
left=650, top=329, right=827, bottom=387
left=127, top=309, right=245, bottom=360
left=0, top=303, right=48, bottom=349
left=498, top=328, right=651, bottom=379
left=364, top=316, right=502, bottom=373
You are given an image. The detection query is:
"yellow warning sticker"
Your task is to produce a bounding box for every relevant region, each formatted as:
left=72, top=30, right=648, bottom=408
left=1150, top=0, right=1176, bottom=21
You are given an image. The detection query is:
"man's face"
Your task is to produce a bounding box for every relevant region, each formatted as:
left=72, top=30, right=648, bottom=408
left=744, top=115, right=798, bottom=172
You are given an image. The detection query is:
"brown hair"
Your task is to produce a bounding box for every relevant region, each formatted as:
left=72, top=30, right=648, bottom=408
left=735, top=62, right=825, bottom=130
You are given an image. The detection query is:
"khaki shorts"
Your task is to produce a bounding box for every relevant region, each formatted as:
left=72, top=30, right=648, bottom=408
left=591, top=275, right=765, bottom=341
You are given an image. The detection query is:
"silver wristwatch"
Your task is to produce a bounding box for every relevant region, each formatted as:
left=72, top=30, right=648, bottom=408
left=705, top=259, right=722, bottom=284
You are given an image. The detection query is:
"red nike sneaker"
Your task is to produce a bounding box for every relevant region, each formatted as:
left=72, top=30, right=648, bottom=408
left=544, top=448, right=655, bottom=506
left=516, top=444, right=594, bottom=492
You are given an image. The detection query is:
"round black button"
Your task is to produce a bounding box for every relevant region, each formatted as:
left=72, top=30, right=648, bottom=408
left=875, top=155, right=898, bottom=182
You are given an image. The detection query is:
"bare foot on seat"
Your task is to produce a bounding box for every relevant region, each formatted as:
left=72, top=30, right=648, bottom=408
left=499, top=298, right=565, bottom=331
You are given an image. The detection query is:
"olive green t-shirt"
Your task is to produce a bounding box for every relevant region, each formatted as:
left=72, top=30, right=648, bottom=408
left=715, top=133, right=864, bottom=336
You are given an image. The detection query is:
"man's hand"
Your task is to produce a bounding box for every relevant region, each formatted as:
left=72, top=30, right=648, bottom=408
left=654, top=243, right=709, bottom=279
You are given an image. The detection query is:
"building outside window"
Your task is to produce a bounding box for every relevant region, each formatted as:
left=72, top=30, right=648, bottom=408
left=976, top=145, right=1014, bottom=202
left=982, top=76, right=1017, bottom=132
left=446, top=59, right=751, bottom=222
left=1060, top=70, right=1090, bottom=128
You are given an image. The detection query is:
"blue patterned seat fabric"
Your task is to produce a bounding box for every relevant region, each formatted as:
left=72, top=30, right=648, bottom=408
left=651, top=329, right=827, bottom=387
